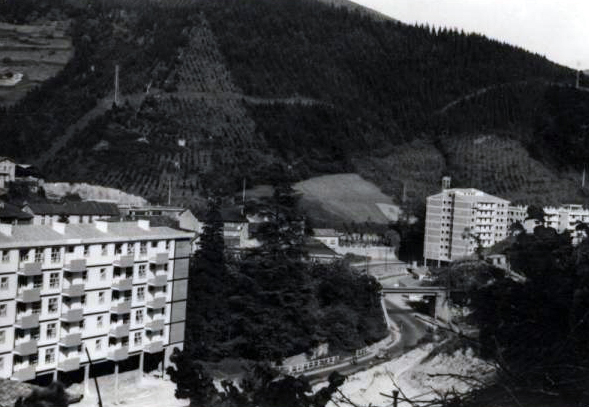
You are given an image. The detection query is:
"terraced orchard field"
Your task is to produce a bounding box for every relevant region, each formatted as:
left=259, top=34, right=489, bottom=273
left=440, top=134, right=582, bottom=205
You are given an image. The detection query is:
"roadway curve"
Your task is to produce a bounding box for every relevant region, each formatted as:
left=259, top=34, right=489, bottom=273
left=307, top=296, right=428, bottom=384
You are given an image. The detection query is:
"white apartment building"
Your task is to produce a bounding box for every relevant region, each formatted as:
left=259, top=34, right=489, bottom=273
left=424, top=188, right=510, bottom=265
left=509, top=204, right=589, bottom=245
left=0, top=220, right=192, bottom=383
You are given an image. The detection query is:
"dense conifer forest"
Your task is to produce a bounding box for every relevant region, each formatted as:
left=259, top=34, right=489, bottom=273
left=1, top=0, right=588, bottom=210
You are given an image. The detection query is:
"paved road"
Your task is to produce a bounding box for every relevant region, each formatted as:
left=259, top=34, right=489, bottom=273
left=307, top=297, right=428, bottom=384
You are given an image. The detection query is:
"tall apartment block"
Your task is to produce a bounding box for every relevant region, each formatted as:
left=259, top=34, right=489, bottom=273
left=424, top=188, right=510, bottom=265
left=0, top=220, right=192, bottom=382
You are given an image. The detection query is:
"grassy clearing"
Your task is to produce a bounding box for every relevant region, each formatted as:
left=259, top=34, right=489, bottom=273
left=293, top=173, right=397, bottom=225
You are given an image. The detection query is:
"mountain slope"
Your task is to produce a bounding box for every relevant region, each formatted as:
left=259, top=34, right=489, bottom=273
left=0, top=0, right=586, bottom=211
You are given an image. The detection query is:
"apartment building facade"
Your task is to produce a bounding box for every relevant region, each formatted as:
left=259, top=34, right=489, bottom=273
left=424, top=188, right=510, bottom=265
left=0, top=158, right=16, bottom=190
left=0, top=220, right=192, bottom=382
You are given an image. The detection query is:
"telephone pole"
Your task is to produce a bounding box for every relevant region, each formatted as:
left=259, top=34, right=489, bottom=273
left=114, top=64, right=120, bottom=105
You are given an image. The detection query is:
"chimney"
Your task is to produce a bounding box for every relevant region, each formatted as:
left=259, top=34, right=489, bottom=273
left=442, top=176, right=451, bottom=191
left=95, top=220, right=108, bottom=233
left=138, top=219, right=150, bottom=230
left=52, top=221, right=66, bottom=234
left=0, top=223, right=12, bottom=236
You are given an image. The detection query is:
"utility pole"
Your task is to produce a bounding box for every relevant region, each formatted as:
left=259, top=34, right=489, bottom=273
left=84, top=348, right=104, bottom=407
left=168, top=178, right=172, bottom=205
left=583, top=166, right=586, bottom=189
left=114, top=64, right=120, bottom=105
left=242, top=178, right=246, bottom=215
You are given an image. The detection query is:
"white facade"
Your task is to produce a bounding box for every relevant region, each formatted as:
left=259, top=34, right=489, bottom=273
left=0, top=158, right=16, bottom=189
left=511, top=204, right=589, bottom=245
left=424, top=188, right=510, bottom=264
left=0, top=220, right=191, bottom=381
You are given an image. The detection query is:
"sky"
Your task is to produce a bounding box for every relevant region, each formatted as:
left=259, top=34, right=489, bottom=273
left=353, top=0, right=589, bottom=70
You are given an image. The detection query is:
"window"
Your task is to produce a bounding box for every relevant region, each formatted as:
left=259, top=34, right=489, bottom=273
left=128, top=243, right=135, bottom=255
left=46, top=323, right=56, bottom=339
left=98, top=291, right=105, bottom=304
left=97, top=315, right=103, bottom=327
left=48, top=298, right=58, bottom=314
left=1, top=250, right=8, bottom=263
left=95, top=338, right=102, bottom=351
left=51, top=248, right=60, bottom=263
left=19, top=250, right=28, bottom=262
left=137, top=287, right=145, bottom=302
left=31, top=328, right=40, bottom=340
left=30, top=354, right=38, bottom=366
left=0, top=277, right=8, bottom=290
left=134, top=331, right=142, bottom=346
left=84, top=245, right=90, bottom=257
left=33, top=275, right=42, bottom=288
left=34, top=249, right=43, bottom=263
left=67, top=246, right=75, bottom=254
left=138, top=265, right=146, bottom=278
left=82, top=271, right=88, bottom=282
left=32, top=302, right=41, bottom=314
left=135, top=309, right=143, bottom=324
left=49, top=273, right=59, bottom=289
left=140, top=242, right=147, bottom=255
left=122, top=337, right=129, bottom=347
left=115, top=244, right=122, bottom=255
left=151, top=241, right=157, bottom=248
left=81, top=295, right=86, bottom=306
left=79, top=319, right=85, bottom=330
left=101, top=244, right=108, bottom=256
left=100, top=268, right=107, bottom=281
left=165, top=240, right=170, bottom=250
left=0, top=330, right=5, bottom=344
left=0, top=304, right=6, bottom=317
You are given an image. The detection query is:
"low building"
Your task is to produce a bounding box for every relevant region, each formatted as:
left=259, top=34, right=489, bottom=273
left=22, top=202, right=120, bottom=226
left=0, top=220, right=192, bottom=382
left=312, top=228, right=341, bottom=250
left=0, top=202, right=33, bottom=225
left=0, top=158, right=16, bottom=190
left=304, top=238, right=343, bottom=263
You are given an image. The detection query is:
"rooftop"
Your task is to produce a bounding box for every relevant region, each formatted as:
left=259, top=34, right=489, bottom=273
left=25, top=201, right=119, bottom=216
left=313, top=228, right=341, bottom=237
left=0, top=221, right=193, bottom=249
left=0, top=201, right=33, bottom=220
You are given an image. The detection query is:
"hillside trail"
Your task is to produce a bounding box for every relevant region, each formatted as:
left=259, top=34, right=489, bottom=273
left=33, top=92, right=146, bottom=168
left=435, top=80, right=587, bottom=116
left=35, top=88, right=327, bottom=170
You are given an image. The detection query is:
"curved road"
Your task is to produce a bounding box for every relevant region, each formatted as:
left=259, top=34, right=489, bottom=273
left=307, top=295, right=428, bottom=384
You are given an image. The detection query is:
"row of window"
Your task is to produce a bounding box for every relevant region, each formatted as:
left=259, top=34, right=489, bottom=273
left=1, top=240, right=172, bottom=264
left=2, top=331, right=158, bottom=370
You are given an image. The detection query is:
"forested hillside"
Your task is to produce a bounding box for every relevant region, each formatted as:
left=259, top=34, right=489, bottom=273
left=1, top=0, right=587, bottom=211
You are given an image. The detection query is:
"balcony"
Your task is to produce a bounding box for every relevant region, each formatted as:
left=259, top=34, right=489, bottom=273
left=59, top=332, right=82, bottom=347
left=143, top=340, right=164, bottom=354
left=16, top=288, right=41, bottom=303
left=109, top=324, right=130, bottom=338
left=146, top=297, right=166, bottom=309
left=145, top=319, right=165, bottom=332
left=112, top=278, right=132, bottom=291
left=58, top=356, right=80, bottom=372
left=114, top=254, right=134, bottom=268
left=13, top=339, right=38, bottom=356
left=62, top=284, right=85, bottom=297
left=110, top=301, right=132, bottom=314
left=15, top=314, right=39, bottom=330
left=149, top=253, right=168, bottom=265
left=64, top=259, right=86, bottom=273
left=17, top=261, right=42, bottom=276
left=147, top=275, right=167, bottom=287
left=61, top=308, right=84, bottom=323
left=107, top=346, right=129, bottom=362
left=12, top=365, right=36, bottom=381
